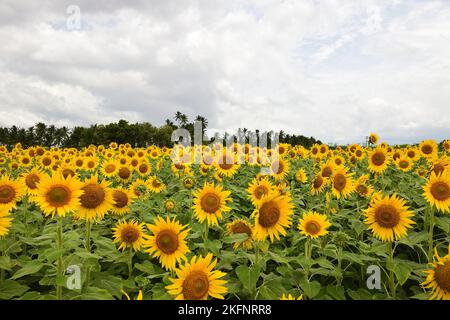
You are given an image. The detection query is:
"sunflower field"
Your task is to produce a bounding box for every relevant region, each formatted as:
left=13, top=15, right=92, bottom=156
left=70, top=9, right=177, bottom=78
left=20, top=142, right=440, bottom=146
left=0, top=136, right=449, bottom=301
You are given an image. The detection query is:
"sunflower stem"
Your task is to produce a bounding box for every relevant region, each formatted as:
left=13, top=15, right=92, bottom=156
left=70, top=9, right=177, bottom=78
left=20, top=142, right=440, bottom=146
left=85, top=219, right=92, bottom=288
left=203, top=222, right=209, bottom=256
left=56, top=216, right=64, bottom=300
left=254, top=242, right=260, bottom=266
left=305, top=237, right=312, bottom=280
left=427, top=207, right=435, bottom=262
left=387, top=242, right=396, bottom=299
left=127, top=247, right=133, bottom=279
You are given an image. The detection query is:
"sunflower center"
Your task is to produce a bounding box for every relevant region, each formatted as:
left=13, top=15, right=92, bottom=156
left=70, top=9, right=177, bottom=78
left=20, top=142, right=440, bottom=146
left=322, top=166, right=332, bottom=178
left=200, top=193, right=221, bottom=213
left=0, top=185, right=15, bottom=203
left=62, top=169, right=75, bottom=178
left=80, top=184, right=105, bottom=209
left=120, top=226, right=140, bottom=244
left=118, top=167, right=131, bottom=180
left=113, top=191, right=128, bottom=208
left=333, top=174, right=346, bottom=191
left=434, top=260, right=450, bottom=292
left=25, top=174, right=40, bottom=189
left=305, top=221, right=321, bottom=235
left=139, top=164, right=149, bottom=173
left=152, top=179, right=162, bottom=188
left=219, top=156, right=233, bottom=170
left=421, top=144, right=433, bottom=154
left=399, top=160, right=409, bottom=169
left=374, top=204, right=400, bottom=228
left=254, top=185, right=268, bottom=199
left=313, top=176, right=324, bottom=189
left=46, top=185, right=71, bottom=207
left=231, top=222, right=252, bottom=237
left=271, top=161, right=284, bottom=175
left=75, top=159, right=83, bottom=167
left=356, top=184, right=368, bottom=195
left=105, top=164, right=116, bottom=173
left=258, top=201, right=280, bottom=228
left=156, top=230, right=179, bottom=254
left=371, top=152, right=385, bottom=166
left=43, top=157, right=52, bottom=166
left=182, top=271, right=210, bottom=300
left=433, top=164, right=445, bottom=176
left=430, top=182, right=450, bottom=201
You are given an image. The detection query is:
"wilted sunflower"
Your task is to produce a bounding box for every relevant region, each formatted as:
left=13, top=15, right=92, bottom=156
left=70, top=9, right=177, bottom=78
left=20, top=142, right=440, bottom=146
left=113, top=220, right=145, bottom=251
left=0, top=176, right=24, bottom=213
left=166, top=253, right=228, bottom=300
left=111, top=187, right=134, bottom=216
left=311, top=174, right=328, bottom=195
left=226, top=219, right=253, bottom=250
left=192, top=182, right=231, bottom=226
left=20, top=168, right=47, bottom=196
left=364, top=194, right=415, bottom=242
left=423, top=172, right=450, bottom=213
left=298, top=211, right=331, bottom=239
left=74, top=174, right=113, bottom=221
left=367, top=146, right=391, bottom=174
left=144, top=216, right=190, bottom=271
left=0, top=210, right=12, bottom=237
left=422, top=244, right=450, bottom=300
left=34, top=173, right=83, bottom=217
left=252, top=191, right=294, bottom=242
left=419, top=140, right=438, bottom=159
left=331, top=167, right=355, bottom=199
left=247, top=176, right=273, bottom=206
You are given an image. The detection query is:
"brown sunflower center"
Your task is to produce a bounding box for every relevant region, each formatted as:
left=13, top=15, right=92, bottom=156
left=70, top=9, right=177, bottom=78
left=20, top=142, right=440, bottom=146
left=138, top=163, right=149, bottom=174
left=371, top=152, right=385, bottom=166
left=219, top=156, right=233, bottom=170
left=399, top=160, right=409, bottom=169
left=421, top=144, right=433, bottom=155
left=46, top=185, right=71, bottom=207
left=433, top=163, right=446, bottom=176
left=254, top=185, right=268, bottom=199
left=62, top=169, right=75, bottom=178
left=120, top=225, right=140, bottom=243
left=75, top=159, right=83, bottom=167
left=42, top=157, right=52, bottom=166
left=356, top=184, right=368, bottom=195
left=258, top=201, right=280, bottom=228
left=80, top=184, right=105, bottom=209
left=407, top=151, right=415, bottom=158
left=434, top=260, right=450, bottom=292
left=231, top=222, right=252, bottom=237
left=322, top=166, right=332, bottom=178
left=200, top=193, right=221, bottom=213
left=182, top=271, right=210, bottom=300
left=374, top=204, right=400, bottom=228
left=305, top=221, right=321, bottom=235
left=313, top=175, right=324, bottom=189
left=430, top=182, right=450, bottom=201
left=152, top=179, right=162, bottom=188
left=333, top=174, right=347, bottom=191
left=113, top=190, right=128, bottom=208
left=131, top=159, right=139, bottom=167
left=105, top=164, right=116, bottom=173
left=118, top=167, right=131, bottom=180
left=0, top=185, right=15, bottom=203
left=25, top=174, right=40, bottom=189
left=271, top=161, right=284, bottom=175
left=156, top=230, right=179, bottom=254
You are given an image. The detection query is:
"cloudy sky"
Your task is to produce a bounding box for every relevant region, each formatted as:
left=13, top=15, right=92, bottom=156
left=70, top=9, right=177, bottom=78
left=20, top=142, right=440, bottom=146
left=0, top=0, right=449, bottom=144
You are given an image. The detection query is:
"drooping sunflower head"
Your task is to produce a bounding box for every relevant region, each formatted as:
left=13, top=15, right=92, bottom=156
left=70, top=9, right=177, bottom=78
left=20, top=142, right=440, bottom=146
left=34, top=173, right=83, bottom=218
left=226, top=219, right=253, bottom=250
left=367, top=146, right=391, bottom=173
left=364, top=193, right=415, bottom=242
left=423, top=172, right=450, bottom=213
left=166, top=253, right=228, bottom=300
left=192, top=182, right=231, bottom=226
left=143, top=216, right=190, bottom=271
left=111, top=187, right=135, bottom=216
left=298, top=211, right=331, bottom=239
left=422, top=244, right=450, bottom=300
left=113, top=219, right=145, bottom=252
left=252, top=191, right=294, bottom=242
left=369, top=133, right=379, bottom=145
left=74, top=174, right=114, bottom=221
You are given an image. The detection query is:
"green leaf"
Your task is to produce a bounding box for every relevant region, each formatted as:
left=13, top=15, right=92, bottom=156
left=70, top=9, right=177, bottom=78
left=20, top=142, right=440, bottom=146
left=435, top=216, right=450, bottom=233
left=0, top=255, right=12, bottom=271
left=0, top=280, right=29, bottom=299
left=11, top=260, right=44, bottom=280
left=222, top=233, right=249, bottom=244
left=391, top=259, right=413, bottom=285
left=326, top=285, right=346, bottom=300
left=298, top=279, right=321, bottom=299
left=235, top=264, right=260, bottom=293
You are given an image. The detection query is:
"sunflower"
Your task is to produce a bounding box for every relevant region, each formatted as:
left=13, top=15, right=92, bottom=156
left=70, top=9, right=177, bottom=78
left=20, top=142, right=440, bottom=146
left=34, top=173, right=83, bottom=217
left=395, top=155, right=413, bottom=172
left=226, top=219, right=254, bottom=250
left=367, top=146, right=391, bottom=174
left=423, top=172, right=450, bottom=213
left=422, top=244, right=450, bottom=300
left=192, top=182, right=231, bottom=226
left=84, top=156, right=99, bottom=172
left=269, top=158, right=290, bottom=180
left=39, top=155, right=53, bottom=169
left=166, top=253, right=227, bottom=300
left=20, top=167, right=47, bottom=196
left=111, top=187, right=135, bottom=216
left=252, top=191, right=294, bottom=242
left=419, top=140, right=438, bottom=159
left=364, top=193, right=415, bottom=242
left=136, top=160, right=152, bottom=177
left=311, top=174, right=328, bottom=195
left=369, top=133, right=379, bottom=145
left=319, top=160, right=335, bottom=178
left=298, top=211, right=331, bottom=239
left=74, top=174, right=114, bottom=221
left=295, top=168, right=308, bottom=183
left=165, top=199, right=175, bottom=211
left=430, top=157, right=449, bottom=176
left=214, top=151, right=240, bottom=177
left=143, top=216, right=190, bottom=271
left=405, top=147, right=420, bottom=161
left=113, top=220, right=145, bottom=251
left=0, top=176, right=25, bottom=213
left=280, top=294, right=303, bottom=300
left=443, top=140, right=450, bottom=152
left=101, top=159, right=119, bottom=178
left=355, top=182, right=374, bottom=198
left=331, top=167, right=355, bottom=199
left=58, top=163, right=77, bottom=179
left=0, top=210, right=12, bottom=237
left=130, top=179, right=149, bottom=198
left=247, top=177, right=273, bottom=206
left=117, top=165, right=132, bottom=182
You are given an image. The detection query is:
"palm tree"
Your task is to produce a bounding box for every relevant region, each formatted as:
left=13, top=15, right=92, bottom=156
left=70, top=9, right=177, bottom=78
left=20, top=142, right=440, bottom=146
left=174, top=111, right=188, bottom=127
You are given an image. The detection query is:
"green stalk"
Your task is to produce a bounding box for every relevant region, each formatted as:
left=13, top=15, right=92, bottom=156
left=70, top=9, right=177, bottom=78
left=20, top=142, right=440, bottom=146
left=203, top=222, right=209, bottom=256
left=427, top=207, right=435, bottom=262
left=85, top=219, right=91, bottom=288
left=387, top=242, right=396, bottom=299
left=56, top=216, right=64, bottom=300
left=127, top=247, right=134, bottom=279
left=305, top=237, right=312, bottom=280
left=254, top=242, right=260, bottom=266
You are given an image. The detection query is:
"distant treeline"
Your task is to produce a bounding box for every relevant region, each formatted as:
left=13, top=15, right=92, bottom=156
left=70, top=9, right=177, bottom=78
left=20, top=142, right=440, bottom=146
left=0, top=112, right=321, bottom=149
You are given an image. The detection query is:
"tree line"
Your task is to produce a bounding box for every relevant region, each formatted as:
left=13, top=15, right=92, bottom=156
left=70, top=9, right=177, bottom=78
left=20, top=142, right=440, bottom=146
left=0, top=112, right=321, bottom=149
